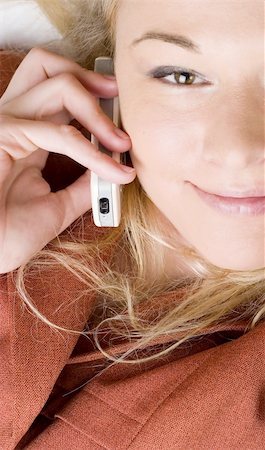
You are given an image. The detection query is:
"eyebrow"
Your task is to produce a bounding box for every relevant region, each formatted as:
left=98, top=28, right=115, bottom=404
left=130, top=31, right=202, bottom=54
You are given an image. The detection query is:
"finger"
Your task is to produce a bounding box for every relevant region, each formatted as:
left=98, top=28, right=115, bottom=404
left=0, top=73, right=132, bottom=153
left=0, top=47, right=119, bottom=105
left=0, top=116, right=135, bottom=183
left=54, top=170, right=93, bottom=235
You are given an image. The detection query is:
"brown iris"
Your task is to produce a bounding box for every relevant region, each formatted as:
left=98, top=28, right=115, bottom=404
left=174, top=71, right=196, bottom=85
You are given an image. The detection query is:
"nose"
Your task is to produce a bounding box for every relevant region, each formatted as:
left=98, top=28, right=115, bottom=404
left=202, top=89, right=264, bottom=168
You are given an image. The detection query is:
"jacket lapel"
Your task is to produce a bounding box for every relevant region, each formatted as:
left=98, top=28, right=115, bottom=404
left=8, top=211, right=114, bottom=448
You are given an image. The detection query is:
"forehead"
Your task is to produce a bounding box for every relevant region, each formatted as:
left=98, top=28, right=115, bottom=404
left=116, top=0, right=263, bottom=45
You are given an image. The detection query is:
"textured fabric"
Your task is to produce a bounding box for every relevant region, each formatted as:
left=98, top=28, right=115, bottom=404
left=0, top=51, right=265, bottom=450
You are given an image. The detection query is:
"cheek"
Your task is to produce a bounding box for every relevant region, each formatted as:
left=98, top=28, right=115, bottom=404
left=121, top=102, right=190, bottom=176
left=119, top=95, right=169, bottom=153
left=117, top=80, right=205, bottom=179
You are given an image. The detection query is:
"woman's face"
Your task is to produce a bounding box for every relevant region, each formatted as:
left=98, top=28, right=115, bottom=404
left=114, top=0, right=264, bottom=272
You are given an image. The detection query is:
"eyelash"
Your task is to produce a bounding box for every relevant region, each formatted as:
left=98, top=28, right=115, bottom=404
left=149, top=66, right=209, bottom=88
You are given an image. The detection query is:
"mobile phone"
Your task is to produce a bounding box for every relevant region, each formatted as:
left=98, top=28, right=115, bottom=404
left=90, top=57, right=125, bottom=227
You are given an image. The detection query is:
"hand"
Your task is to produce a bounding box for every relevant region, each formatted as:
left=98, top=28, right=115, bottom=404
left=0, top=47, right=135, bottom=274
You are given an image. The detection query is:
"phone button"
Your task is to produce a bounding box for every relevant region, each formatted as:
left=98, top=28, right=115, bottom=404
left=99, top=198, right=110, bottom=214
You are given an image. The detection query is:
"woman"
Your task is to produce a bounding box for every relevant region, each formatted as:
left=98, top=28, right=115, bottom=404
left=0, top=1, right=264, bottom=448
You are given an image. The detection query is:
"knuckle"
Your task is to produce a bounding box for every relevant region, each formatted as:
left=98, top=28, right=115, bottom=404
left=27, top=47, right=46, bottom=60
left=55, top=72, right=77, bottom=87
left=60, top=124, right=82, bottom=138
left=26, top=47, right=57, bottom=66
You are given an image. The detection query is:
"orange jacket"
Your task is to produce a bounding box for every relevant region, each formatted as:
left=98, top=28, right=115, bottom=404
left=0, top=50, right=264, bottom=450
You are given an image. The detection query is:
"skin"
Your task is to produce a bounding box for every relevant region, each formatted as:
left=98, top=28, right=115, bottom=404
left=114, top=0, right=264, bottom=275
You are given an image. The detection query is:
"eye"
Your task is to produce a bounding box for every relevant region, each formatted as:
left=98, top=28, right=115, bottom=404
left=148, top=65, right=209, bottom=88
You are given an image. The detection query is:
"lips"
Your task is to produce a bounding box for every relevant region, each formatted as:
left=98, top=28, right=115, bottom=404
left=191, top=183, right=265, bottom=198
left=190, top=183, right=265, bottom=216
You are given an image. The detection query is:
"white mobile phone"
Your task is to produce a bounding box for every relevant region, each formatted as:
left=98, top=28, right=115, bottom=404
left=90, top=57, right=125, bottom=227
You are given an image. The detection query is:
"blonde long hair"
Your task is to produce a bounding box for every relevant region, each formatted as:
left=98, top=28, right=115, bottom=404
left=8, top=0, right=265, bottom=367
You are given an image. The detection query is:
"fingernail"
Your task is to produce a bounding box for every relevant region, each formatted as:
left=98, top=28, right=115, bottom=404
left=114, top=128, right=131, bottom=140
left=121, top=165, right=136, bottom=173
left=103, top=74, right=116, bottom=80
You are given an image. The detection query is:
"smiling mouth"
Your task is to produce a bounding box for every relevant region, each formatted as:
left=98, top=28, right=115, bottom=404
left=189, top=183, right=265, bottom=216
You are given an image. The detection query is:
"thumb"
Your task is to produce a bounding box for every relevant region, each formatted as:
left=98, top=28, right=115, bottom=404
left=54, top=169, right=93, bottom=233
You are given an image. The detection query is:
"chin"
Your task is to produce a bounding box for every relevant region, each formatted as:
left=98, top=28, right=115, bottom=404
left=203, top=255, right=264, bottom=272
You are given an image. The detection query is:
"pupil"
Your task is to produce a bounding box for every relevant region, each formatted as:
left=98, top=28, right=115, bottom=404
left=175, top=72, right=195, bottom=85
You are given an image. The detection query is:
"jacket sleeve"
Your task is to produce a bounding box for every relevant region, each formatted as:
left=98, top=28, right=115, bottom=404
left=0, top=273, right=15, bottom=447
left=0, top=211, right=115, bottom=450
